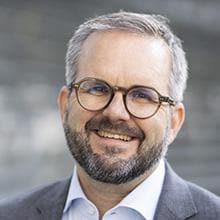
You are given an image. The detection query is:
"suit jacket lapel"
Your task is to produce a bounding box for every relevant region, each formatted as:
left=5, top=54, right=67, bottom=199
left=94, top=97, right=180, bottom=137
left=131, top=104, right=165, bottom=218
left=154, top=162, right=198, bottom=220
left=36, top=178, right=71, bottom=220
left=29, top=162, right=198, bottom=220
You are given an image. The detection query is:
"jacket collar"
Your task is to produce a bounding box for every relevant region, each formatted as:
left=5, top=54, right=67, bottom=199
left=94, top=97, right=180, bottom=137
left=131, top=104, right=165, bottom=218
left=34, top=162, right=198, bottom=220
left=36, top=178, right=71, bottom=220
left=154, top=162, right=198, bottom=220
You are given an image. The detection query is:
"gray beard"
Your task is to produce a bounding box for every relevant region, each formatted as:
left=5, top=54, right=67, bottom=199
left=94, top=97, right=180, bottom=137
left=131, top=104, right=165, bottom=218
left=63, top=114, right=169, bottom=184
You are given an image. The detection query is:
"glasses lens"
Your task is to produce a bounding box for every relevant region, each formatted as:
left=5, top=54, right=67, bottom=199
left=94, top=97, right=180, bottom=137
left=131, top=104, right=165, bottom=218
left=77, top=79, right=112, bottom=111
left=126, top=87, right=159, bottom=118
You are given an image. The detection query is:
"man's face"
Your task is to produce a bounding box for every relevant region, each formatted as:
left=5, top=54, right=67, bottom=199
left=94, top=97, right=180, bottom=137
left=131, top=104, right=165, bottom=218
left=59, top=31, right=182, bottom=184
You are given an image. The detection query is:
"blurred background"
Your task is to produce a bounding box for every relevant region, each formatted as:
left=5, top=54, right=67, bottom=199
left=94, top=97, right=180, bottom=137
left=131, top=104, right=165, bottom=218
left=0, top=0, right=220, bottom=198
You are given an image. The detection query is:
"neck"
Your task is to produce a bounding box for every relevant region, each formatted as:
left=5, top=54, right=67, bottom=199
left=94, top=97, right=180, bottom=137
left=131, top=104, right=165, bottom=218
left=76, top=163, right=159, bottom=218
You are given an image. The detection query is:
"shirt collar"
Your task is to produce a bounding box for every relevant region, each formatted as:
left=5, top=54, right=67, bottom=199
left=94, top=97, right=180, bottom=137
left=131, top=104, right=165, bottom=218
left=63, top=165, right=88, bottom=213
left=114, top=159, right=165, bottom=220
left=63, top=159, right=165, bottom=220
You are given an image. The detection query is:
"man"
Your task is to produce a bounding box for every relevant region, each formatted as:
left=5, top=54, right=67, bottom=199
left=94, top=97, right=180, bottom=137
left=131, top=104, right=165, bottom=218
left=0, top=11, right=220, bottom=220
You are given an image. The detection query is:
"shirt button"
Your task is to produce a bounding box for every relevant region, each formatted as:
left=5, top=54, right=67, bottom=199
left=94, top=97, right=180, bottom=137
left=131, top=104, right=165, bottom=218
left=110, top=212, right=117, bottom=215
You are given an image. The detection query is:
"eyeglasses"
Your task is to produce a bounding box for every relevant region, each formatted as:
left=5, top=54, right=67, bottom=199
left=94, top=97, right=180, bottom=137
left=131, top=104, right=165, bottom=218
left=68, top=77, right=175, bottom=119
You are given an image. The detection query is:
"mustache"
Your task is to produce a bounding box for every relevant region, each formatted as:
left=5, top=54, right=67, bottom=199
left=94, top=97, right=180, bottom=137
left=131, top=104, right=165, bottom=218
left=85, top=116, right=144, bottom=140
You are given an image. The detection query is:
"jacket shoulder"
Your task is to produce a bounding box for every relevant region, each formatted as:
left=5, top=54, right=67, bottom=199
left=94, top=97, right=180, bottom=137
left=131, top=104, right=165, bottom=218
left=155, top=162, right=220, bottom=220
left=187, top=181, right=220, bottom=215
left=0, top=178, right=70, bottom=220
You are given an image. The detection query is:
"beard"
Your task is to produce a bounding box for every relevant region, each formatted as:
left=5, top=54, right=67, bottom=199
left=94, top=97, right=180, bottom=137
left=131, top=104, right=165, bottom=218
left=64, top=113, right=170, bottom=184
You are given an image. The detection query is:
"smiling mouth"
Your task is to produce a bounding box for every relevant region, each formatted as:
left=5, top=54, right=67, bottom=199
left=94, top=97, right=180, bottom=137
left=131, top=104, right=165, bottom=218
left=96, top=130, right=132, bottom=142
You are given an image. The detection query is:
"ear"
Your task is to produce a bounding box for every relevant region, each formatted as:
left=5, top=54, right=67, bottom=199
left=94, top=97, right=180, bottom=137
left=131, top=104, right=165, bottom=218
left=169, top=102, right=185, bottom=144
left=57, top=86, right=69, bottom=124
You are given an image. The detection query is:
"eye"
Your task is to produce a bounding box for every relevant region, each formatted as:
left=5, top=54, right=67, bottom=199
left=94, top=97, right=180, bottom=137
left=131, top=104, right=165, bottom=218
left=128, top=88, right=158, bottom=103
left=81, top=81, right=110, bottom=96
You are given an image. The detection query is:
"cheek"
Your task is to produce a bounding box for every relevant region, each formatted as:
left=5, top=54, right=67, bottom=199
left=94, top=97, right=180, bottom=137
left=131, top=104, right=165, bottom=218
left=67, top=98, right=95, bottom=132
left=139, top=116, right=168, bottom=143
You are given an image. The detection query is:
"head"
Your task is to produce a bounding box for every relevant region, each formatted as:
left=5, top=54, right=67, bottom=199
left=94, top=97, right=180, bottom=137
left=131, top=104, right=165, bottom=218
left=66, top=11, right=188, bottom=103
left=58, top=11, right=187, bottom=184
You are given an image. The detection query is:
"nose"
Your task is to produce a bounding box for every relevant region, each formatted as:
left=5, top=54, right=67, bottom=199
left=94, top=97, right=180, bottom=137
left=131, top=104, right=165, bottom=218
left=102, top=92, right=130, bottom=121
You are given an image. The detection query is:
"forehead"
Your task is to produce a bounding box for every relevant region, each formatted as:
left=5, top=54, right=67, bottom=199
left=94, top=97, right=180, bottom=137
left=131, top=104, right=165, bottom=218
left=77, top=30, right=171, bottom=92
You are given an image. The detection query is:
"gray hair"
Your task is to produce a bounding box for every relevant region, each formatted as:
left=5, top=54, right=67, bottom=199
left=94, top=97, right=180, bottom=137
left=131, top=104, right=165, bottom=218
left=65, top=11, right=188, bottom=102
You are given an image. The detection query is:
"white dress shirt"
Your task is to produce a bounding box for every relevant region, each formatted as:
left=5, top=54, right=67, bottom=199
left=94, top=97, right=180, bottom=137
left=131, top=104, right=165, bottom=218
left=62, top=159, right=165, bottom=220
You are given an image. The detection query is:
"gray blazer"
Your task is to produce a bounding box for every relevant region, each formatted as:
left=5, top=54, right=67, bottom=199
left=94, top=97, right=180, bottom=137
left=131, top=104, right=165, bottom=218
left=1, top=163, right=220, bottom=220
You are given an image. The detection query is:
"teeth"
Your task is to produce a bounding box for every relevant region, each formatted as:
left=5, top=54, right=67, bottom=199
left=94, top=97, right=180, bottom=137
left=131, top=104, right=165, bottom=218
left=97, top=130, right=132, bottom=141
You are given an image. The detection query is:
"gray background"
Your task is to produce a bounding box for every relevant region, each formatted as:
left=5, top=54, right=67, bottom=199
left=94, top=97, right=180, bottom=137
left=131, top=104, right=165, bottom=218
left=0, top=0, right=220, bottom=198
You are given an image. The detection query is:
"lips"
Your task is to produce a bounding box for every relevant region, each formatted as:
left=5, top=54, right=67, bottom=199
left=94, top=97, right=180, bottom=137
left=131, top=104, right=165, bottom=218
left=97, top=130, right=132, bottom=141
left=85, top=116, right=145, bottom=142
